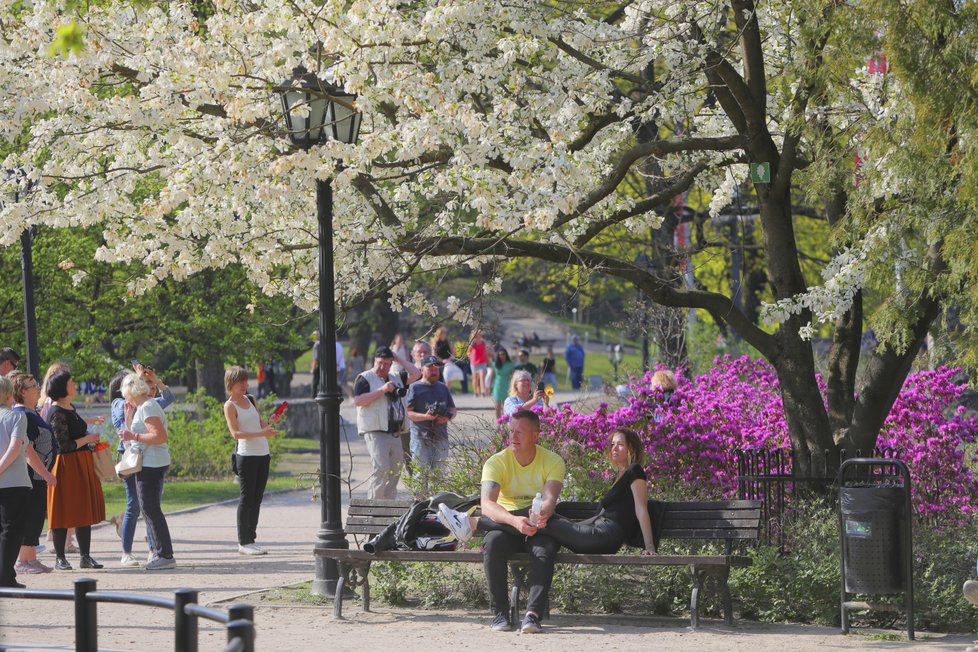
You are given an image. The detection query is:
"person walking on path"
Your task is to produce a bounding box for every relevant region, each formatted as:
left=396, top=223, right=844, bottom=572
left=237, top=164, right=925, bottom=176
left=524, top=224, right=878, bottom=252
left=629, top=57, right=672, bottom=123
left=491, top=347, right=516, bottom=419
left=10, top=372, right=57, bottom=576
left=404, top=356, right=457, bottom=482
left=354, top=346, right=420, bottom=499
left=564, top=336, right=585, bottom=391
left=540, top=347, right=558, bottom=390
left=117, top=373, right=177, bottom=570
left=0, top=375, right=32, bottom=588
left=438, top=410, right=565, bottom=634
left=45, top=369, right=106, bottom=571
left=468, top=330, right=490, bottom=397
left=223, top=366, right=283, bottom=556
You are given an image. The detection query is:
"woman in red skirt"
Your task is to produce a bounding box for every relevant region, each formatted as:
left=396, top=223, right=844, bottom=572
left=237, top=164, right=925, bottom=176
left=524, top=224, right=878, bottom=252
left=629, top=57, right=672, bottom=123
left=46, top=369, right=105, bottom=571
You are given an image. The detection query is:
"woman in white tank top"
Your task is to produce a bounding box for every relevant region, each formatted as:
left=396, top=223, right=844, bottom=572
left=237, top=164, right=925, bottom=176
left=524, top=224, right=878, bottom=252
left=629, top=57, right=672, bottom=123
left=223, top=366, right=281, bottom=555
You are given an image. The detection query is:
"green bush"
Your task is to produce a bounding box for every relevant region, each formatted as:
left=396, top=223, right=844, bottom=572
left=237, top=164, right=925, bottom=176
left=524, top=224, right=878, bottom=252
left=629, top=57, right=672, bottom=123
left=165, top=389, right=283, bottom=477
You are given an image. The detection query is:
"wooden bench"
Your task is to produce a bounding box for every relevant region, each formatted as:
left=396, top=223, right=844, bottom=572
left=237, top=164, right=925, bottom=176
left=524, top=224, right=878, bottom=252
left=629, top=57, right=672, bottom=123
left=316, top=498, right=761, bottom=627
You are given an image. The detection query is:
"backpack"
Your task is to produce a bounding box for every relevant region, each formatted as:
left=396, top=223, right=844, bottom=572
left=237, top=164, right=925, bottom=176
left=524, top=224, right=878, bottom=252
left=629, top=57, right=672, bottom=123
left=363, top=491, right=480, bottom=553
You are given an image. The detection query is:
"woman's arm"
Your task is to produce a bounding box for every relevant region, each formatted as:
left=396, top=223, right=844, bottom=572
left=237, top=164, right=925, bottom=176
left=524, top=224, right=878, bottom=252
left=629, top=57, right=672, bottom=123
left=25, top=443, right=56, bottom=486
left=132, top=416, right=167, bottom=446
left=630, top=478, right=656, bottom=555
left=0, top=435, right=24, bottom=476
left=50, top=410, right=97, bottom=452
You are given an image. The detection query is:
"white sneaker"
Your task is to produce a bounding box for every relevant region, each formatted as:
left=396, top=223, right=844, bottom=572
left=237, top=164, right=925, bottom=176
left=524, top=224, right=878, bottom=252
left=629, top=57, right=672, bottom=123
left=145, top=556, right=176, bottom=570
left=238, top=543, right=267, bottom=556
left=437, top=503, right=474, bottom=543
left=147, top=551, right=158, bottom=564
left=119, top=553, right=140, bottom=568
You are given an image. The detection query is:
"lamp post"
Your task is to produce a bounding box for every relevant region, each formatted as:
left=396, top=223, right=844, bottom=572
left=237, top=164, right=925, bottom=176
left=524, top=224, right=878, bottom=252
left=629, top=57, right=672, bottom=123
left=277, top=66, right=362, bottom=597
left=2, top=168, right=40, bottom=379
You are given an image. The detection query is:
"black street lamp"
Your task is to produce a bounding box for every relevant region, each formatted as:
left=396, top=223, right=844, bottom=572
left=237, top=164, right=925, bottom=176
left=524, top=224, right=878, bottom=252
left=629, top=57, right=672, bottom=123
left=2, top=168, right=40, bottom=379
left=277, top=66, right=362, bottom=597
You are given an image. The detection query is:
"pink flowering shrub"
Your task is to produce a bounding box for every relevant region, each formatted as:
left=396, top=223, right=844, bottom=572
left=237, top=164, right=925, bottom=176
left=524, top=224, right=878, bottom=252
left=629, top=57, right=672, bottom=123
left=536, top=356, right=978, bottom=522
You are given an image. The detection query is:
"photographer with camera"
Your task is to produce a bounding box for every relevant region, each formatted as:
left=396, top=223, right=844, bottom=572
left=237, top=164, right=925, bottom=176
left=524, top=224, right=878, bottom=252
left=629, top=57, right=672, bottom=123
left=405, top=356, right=457, bottom=479
left=353, top=346, right=419, bottom=499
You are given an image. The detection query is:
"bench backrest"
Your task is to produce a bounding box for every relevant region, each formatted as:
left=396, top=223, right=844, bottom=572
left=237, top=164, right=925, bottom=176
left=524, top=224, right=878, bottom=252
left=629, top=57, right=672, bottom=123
left=345, top=498, right=762, bottom=553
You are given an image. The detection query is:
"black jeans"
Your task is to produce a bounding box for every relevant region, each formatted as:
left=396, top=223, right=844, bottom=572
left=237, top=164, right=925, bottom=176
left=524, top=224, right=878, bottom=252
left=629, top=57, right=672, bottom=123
left=21, top=478, right=48, bottom=547
left=535, top=512, right=625, bottom=554
left=479, top=509, right=559, bottom=617
left=135, top=465, right=173, bottom=558
left=0, top=486, right=30, bottom=586
left=236, top=454, right=270, bottom=545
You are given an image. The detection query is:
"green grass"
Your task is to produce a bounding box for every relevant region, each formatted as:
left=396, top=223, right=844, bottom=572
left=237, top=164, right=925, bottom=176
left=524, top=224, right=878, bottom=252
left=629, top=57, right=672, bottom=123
left=102, top=475, right=312, bottom=518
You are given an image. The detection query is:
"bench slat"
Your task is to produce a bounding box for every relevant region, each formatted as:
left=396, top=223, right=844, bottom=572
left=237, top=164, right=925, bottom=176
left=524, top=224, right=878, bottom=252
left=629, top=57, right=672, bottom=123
left=313, top=547, right=752, bottom=568
left=663, top=518, right=761, bottom=528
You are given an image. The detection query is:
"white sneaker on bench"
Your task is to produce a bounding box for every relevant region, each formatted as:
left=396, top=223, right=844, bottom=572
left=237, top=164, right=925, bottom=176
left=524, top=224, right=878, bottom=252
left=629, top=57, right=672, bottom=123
left=437, top=503, right=474, bottom=543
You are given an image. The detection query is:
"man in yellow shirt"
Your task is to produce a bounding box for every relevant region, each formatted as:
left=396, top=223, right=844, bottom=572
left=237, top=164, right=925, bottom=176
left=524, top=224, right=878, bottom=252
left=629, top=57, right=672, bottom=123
left=438, top=410, right=565, bottom=634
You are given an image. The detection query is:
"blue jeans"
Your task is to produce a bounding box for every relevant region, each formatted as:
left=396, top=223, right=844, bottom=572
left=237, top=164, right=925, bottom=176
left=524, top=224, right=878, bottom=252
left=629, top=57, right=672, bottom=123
left=122, top=472, right=158, bottom=554
left=409, top=433, right=449, bottom=472
left=542, top=372, right=557, bottom=390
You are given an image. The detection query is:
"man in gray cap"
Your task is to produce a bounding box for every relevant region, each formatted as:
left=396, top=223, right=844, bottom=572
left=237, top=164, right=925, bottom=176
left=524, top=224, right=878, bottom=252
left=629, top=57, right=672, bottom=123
left=352, top=345, right=419, bottom=499
left=405, top=355, right=457, bottom=481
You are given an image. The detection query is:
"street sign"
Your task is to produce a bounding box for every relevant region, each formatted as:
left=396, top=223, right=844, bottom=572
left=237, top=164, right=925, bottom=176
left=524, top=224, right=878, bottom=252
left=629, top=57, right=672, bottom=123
left=750, top=162, right=771, bottom=184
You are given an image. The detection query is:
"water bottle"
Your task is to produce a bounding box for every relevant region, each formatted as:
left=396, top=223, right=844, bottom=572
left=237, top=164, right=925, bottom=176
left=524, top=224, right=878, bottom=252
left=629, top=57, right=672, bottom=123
left=529, top=493, right=543, bottom=526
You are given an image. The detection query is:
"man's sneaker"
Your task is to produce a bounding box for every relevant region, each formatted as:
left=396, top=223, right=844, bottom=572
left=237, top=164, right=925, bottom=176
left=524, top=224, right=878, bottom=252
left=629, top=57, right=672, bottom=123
left=14, top=561, right=43, bottom=575
left=119, top=553, right=140, bottom=568
left=436, top=504, right=474, bottom=543
left=520, top=612, right=542, bottom=634
left=145, top=556, right=176, bottom=570
left=238, top=543, right=267, bottom=556
left=490, top=612, right=513, bottom=632
left=964, top=580, right=978, bottom=605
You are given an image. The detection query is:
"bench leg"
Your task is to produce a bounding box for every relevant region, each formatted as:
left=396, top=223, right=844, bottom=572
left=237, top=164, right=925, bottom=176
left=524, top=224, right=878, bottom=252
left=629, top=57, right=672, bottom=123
left=689, top=565, right=704, bottom=629
left=333, top=564, right=347, bottom=621
left=510, top=562, right=527, bottom=626
left=717, top=567, right=732, bottom=625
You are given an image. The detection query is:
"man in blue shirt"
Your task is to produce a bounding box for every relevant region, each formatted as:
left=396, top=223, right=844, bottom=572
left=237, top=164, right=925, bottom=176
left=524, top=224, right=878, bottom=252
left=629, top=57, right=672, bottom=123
left=564, top=335, right=585, bottom=390
left=404, top=356, right=456, bottom=475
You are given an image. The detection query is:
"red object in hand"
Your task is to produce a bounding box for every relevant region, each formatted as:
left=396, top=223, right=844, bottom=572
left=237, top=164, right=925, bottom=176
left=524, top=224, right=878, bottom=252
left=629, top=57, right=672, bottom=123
left=94, top=441, right=109, bottom=451
left=273, top=401, right=289, bottom=417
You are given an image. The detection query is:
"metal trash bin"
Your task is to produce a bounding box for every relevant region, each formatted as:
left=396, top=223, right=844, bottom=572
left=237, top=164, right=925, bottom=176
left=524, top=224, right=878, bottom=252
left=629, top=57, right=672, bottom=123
left=838, top=458, right=913, bottom=639
left=840, top=486, right=907, bottom=593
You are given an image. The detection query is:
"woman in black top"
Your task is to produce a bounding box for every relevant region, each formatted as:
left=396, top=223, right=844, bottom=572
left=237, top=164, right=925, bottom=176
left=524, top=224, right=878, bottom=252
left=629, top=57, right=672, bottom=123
left=537, top=429, right=656, bottom=554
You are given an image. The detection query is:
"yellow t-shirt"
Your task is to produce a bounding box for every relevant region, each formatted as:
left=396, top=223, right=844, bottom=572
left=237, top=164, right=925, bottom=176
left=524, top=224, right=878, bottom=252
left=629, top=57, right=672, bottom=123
left=481, top=446, right=566, bottom=512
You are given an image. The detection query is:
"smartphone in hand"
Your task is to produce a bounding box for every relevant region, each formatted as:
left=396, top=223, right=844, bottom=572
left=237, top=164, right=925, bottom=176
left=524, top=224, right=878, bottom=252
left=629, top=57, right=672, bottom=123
left=273, top=401, right=289, bottom=418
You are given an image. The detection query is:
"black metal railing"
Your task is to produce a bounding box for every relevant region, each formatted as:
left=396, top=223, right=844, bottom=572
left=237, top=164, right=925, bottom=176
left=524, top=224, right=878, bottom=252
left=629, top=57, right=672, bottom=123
left=0, top=577, right=255, bottom=652
left=736, top=447, right=902, bottom=551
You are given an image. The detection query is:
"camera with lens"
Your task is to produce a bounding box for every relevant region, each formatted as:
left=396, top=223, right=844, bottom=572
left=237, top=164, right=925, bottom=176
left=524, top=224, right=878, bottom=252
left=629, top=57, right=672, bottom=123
left=386, top=385, right=407, bottom=398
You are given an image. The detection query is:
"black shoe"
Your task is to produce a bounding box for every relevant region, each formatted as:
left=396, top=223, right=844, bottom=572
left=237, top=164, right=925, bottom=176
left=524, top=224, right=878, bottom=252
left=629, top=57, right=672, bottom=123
left=79, top=555, right=103, bottom=569
left=520, top=612, right=542, bottom=634
left=55, top=557, right=72, bottom=571
left=1, top=580, right=26, bottom=588
left=490, top=612, right=513, bottom=632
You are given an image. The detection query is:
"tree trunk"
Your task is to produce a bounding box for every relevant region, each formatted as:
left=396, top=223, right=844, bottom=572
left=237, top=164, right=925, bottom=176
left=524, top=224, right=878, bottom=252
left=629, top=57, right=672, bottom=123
left=194, top=358, right=226, bottom=400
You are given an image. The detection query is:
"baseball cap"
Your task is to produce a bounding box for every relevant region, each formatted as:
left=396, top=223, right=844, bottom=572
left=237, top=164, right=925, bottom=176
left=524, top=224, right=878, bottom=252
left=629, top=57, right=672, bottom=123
left=421, top=355, right=443, bottom=367
left=374, top=346, right=394, bottom=359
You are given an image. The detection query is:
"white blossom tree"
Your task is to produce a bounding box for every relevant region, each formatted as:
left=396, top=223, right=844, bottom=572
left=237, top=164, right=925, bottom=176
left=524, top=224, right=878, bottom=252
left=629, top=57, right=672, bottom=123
left=1, top=0, right=974, bottom=475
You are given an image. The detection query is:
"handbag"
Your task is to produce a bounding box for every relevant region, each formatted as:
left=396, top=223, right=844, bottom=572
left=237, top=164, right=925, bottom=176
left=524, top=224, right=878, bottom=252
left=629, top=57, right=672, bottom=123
left=115, top=445, right=144, bottom=479
left=91, top=442, right=116, bottom=482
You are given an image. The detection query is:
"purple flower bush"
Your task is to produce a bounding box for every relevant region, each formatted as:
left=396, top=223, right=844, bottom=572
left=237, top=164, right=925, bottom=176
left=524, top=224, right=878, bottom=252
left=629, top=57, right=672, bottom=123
left=534, top=356, right=978, bottom=522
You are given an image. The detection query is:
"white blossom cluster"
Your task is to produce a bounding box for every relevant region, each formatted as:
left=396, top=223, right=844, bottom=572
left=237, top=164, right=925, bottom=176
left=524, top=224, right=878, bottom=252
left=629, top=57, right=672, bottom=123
left=0, top=0, right=901, bottom=327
